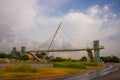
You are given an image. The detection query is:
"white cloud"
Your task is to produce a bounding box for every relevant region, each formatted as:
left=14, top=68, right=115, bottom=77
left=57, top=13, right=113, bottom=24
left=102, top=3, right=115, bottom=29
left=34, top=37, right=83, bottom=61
left=103, top=5, right=109, bottom=11
left=0, top=0, right=37, bottom=52
left=0, top=0, right=36, bottom=30
left=0, top=0, right=120, bottom=58
left=88, top=5, right=100, bottom=17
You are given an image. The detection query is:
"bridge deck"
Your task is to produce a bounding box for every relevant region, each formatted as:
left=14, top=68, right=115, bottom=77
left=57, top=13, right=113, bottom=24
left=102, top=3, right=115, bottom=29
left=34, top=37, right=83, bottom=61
left=27, top=47, right=104, bottom=53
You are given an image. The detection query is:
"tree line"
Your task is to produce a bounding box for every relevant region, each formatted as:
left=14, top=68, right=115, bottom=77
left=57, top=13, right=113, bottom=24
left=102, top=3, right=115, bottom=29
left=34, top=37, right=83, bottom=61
left=101, top=55, right=120, bottom=63
left=0, top=52, right=29, bottom=61
left=0, top=52, right=120, bottom=63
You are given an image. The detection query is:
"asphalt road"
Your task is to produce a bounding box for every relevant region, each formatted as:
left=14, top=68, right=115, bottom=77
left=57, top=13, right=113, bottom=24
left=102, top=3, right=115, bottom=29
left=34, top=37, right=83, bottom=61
left=93, top=64, right=120, bottom=80
left=54, top=63, right=120, bottom=80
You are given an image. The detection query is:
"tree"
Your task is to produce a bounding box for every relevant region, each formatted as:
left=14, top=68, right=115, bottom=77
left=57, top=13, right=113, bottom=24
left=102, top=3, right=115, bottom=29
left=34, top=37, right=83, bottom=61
left=6, top=54, right=12, bottom=58
left=0, top=53, right=7, bottom=58
left=79, top=56, right=87, bottom=62
left=0, top=53, right=12, bottom=58
left=20, top=55, right=29, bottom=61
left=53, top=57, right=65, bottom=62
left=111, top=56, right=119, bottom=63
left=101, top=55, right=120, bottom=63
left=81, top=56, right=87, bottom=62
left=68, top=57, right=71, bottom=61
left=13, top=55, right=20, bottom=60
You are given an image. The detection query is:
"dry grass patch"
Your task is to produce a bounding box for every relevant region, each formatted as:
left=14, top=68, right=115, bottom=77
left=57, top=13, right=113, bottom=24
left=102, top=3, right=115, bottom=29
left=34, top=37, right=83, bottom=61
left=5, top=64, right=37, bottom=72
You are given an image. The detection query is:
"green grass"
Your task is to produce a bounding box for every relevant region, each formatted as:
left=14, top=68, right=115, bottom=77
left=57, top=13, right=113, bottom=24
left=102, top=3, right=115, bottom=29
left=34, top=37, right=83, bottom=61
left=54, top=62, right=98, bottom=69
left=0, top=73, right=32, bottom=78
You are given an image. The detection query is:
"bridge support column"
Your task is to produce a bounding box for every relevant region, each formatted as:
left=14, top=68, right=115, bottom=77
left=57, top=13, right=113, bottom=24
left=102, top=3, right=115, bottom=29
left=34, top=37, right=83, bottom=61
left=94, top=40, right=100, bottom=62
left=87, top=50, right=94, bottom=62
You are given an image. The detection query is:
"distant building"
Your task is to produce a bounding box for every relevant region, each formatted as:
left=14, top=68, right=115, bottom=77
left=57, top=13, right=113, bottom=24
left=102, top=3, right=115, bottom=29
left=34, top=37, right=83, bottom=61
left=20, top=46, right=26, bottom=56
left=11, top=47, right=17, bottom=57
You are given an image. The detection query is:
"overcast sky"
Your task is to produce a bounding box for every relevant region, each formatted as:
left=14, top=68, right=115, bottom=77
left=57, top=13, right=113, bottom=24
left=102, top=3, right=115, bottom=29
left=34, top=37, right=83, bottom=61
left=0, top=0, right=120, bottom=58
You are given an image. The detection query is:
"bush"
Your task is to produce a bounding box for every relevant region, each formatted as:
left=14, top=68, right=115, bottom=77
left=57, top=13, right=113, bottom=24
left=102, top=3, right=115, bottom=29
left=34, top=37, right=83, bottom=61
left=5, top=64, right=37, bottom=72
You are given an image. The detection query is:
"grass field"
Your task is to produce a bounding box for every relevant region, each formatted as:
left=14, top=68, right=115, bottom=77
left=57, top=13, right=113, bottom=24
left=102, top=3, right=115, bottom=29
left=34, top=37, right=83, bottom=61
left=0, top=62, right=104, bottom=79
left=54, top=62, right=99, bottom=68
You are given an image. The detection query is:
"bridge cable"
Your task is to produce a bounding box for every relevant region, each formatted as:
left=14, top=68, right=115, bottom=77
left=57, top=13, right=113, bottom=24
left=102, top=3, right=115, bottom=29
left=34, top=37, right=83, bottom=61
left=60, top=28, right=84, bottom=49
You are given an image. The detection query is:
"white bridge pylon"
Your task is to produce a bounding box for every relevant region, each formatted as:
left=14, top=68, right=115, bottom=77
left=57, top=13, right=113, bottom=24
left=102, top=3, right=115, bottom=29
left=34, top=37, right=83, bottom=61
left=31, top=52, right=41, bottom=62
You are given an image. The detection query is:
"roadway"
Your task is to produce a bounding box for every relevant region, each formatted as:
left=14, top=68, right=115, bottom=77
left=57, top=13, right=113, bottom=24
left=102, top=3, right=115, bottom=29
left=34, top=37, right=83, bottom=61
left=93, top=63, right=120, bottom=80
left=53, top=63, right=120, bottom=80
